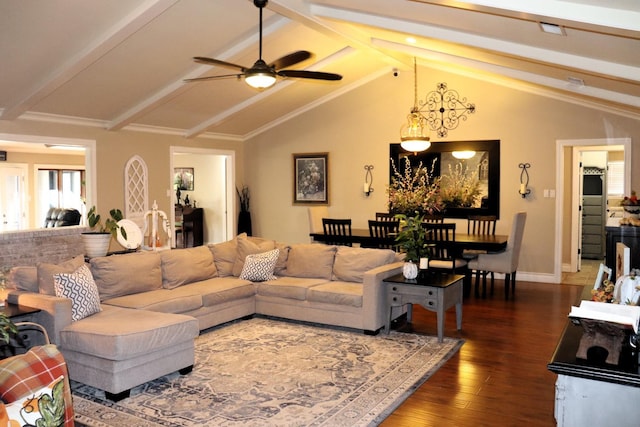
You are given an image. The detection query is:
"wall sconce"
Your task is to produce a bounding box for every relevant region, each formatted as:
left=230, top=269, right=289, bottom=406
left=519, top=163, right=531, bottom=198
left=364, top=165, right=374, bottom=196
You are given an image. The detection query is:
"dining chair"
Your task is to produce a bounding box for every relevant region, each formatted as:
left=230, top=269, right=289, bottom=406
left=463, top=215, right=498, bottom=260
left=423, top=214, right=445, bottom=224
left=375, top=212, right=396, bottom=222
left=468, top=211, right=527, bottom=299
left=423, top=222, right=471, bottom=288
left=367, top=220, right=400, bottom=250
left=322, top=218, right=353, bottom=246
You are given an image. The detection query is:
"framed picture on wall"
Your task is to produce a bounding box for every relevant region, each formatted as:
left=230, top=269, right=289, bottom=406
left=174, top=167, right=194, bottom=191
left=293, top=153, right=328, bottom=204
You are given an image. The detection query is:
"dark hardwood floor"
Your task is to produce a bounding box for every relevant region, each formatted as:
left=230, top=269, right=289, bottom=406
left=381, top=279, right=583, bottom=427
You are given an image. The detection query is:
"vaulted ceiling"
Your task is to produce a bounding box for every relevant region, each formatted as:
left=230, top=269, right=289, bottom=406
left=1, top=0, right=638, bottom=142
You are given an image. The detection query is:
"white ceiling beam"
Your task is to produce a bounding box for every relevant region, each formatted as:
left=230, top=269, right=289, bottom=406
left=0, top=0, right=179, bottom=121
left=442, top=0, right=640, bottom=32
left=313, top=5, right=640, bottom=83
left=107, top=15, right=291, bottom=131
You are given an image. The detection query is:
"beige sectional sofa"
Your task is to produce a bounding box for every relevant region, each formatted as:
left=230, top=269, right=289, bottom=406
left=4, top=234, right=403, bottom=400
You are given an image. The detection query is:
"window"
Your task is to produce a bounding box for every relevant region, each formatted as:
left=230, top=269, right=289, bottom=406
left=607, top=161, right=624, bottom=196
left=37, top=169, right=85, bottom=225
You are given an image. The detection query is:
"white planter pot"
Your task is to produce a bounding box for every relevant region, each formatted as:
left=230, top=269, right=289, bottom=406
left=82, top=233, right=111, bottom=258
left=403, top=261, right=418, bottom=279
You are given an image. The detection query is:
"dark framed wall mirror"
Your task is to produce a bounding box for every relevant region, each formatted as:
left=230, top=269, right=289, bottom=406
left=389, top=140, right=500, bottom=219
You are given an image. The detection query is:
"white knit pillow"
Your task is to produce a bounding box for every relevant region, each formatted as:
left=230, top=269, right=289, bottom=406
left=239, top=249, right=280, bottom=282
left=53, top=264, right=102, bottom=321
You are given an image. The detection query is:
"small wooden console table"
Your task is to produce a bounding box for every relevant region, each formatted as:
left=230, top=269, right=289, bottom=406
left=384, top=272, right=464, bottom=342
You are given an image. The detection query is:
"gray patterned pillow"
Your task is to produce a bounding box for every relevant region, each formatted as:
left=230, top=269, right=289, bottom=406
left=53, top=264, right=102, bottom=321
left=239, top=249, right=280, bottom=282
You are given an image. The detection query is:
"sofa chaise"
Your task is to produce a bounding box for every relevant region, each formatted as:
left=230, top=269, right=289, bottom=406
left=4, top=234, right=403, bottom=400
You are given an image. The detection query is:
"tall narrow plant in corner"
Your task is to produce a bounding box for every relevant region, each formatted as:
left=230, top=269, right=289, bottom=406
left=237, top=186, right=252, bottom=236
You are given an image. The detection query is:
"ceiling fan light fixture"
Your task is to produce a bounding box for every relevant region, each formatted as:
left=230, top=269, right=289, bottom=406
left=245, top=72, right=276, bottom=89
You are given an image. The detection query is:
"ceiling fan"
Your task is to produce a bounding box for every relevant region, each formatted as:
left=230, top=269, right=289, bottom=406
left=185, top=0, right=342, bottom=89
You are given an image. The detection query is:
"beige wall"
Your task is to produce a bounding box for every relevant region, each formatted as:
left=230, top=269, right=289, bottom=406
left=244, top=66, right=640, bottom=280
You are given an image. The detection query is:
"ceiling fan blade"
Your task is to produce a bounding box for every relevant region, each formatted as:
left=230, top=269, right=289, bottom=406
left=184, top=73, right=243, bottom=83
left=193, top=56, right=246, bottom=71
left=269, top=51, right=312, bottom=71
left=277, top=69, right=343, bottom=81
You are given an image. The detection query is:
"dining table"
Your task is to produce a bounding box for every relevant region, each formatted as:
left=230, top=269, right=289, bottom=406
left=309, top=228, right=509, bottom=253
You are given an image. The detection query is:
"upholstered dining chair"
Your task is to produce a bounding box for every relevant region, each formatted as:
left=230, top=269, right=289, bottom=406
left=423, top=222, right=471, bottom=288
left=307, top=206, right=329, bottom=242
left=468, top=211, right=527, bottom=299
left=367, top=220, right=400, bottom=250
left=322, top=218, right=353, bottom=246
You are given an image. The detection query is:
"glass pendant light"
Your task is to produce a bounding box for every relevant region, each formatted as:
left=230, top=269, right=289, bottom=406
left=400, top=58, right=430, bottom=153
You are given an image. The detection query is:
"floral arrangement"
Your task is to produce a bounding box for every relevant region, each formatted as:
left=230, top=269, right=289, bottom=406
left=236, top=186, right=250, bottom=212
left=621, top=190, right=639, bottom=206
left=387, top=157, right=442, bottom=215
left=439, top=162, right=482, bottom=208
left=591, top=279, right=615, bottom=303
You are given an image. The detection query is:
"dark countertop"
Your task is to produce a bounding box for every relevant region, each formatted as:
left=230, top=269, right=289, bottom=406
left=548, top=285, right=640, bottom=387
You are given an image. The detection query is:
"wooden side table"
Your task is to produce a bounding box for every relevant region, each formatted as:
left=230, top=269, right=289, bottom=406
left=384, top=272, right=464, bottom=342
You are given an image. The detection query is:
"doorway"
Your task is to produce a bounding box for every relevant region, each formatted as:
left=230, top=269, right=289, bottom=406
left=170, top=146, right=235, bottom=245
left=555, top=138, right=631, bottom=282
left=0, top=164, right=28, bottom=231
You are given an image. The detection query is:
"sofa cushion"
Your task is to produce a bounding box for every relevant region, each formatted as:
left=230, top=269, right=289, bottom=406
left=90, top=252, right=162, bottom=301
left=59, top=306, right=198, bottom=361
left=256, top=277, right=329, bottom=301
left=174, top=277, right=256, bottom=306
left=37, top=255, right=85, bottom=296
left=53, top=264, right=102, bottom=321
left=240, top=249, right=279, bottom=282
left=6, top=266, right=38, bottom=292
left=161, top=246, right=217, bottom=289
left=307, top=281, right=363, bottom=307
left=232, top=235, right=275, bottom=277
left=209, top=239, right=237, bottom=277
left=332, top=246, right=397, bottom=283
left=103, top=287, right=203, bottom=314
left=283, top=244, right=336, bottom=280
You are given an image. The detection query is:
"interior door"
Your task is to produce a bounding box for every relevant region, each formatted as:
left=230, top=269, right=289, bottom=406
left=0, top=164, right=28, bottom=231
left=577, top=159, right=584, bottom=271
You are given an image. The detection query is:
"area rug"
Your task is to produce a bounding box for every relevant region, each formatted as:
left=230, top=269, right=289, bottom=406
left=72, top=317, right=463, bottom=426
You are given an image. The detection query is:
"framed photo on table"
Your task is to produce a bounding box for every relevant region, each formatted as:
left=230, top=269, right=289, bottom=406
left=174, top=167, right=194, bottom=191
left=293, top=153, right=328, bottom=204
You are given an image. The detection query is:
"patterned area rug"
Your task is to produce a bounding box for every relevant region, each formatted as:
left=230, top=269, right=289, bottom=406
left=72, top=317, right=463, bottom=426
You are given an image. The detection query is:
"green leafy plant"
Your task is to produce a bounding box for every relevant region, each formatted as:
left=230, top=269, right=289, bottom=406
left=87, top=206, right=127, bottom=239
left=394, top=213, right=429, bottom=262
left=237, top=186, right=250, bottom=213
left=0, top=313, right=18, bottom=346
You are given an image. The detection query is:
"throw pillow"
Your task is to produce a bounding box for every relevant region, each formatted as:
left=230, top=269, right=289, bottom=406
left=232, top=235, right=276, bottom=277
left=3, top=376, right=65, bottom=427
left=90, top=251, right=162, bottom=301
left=209, top=238, right=238, bottom=277
left=37, top=255, right=85, bottom=295
left=284, top=244, right=337, bottom=280
left=6, top=266, right=38, bottom=292
left=161, top=246, right=218, bottom=289
left=332, top=246, right=397, bottom=282
left=53, top=264, right=102, bottom=321
left=239, top=249, right=280, bottom=282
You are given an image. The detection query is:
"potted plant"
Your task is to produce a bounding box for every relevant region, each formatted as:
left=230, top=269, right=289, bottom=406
left=395, top=213, right=429, bottom=279
left=0, top=313, right=20, bottom=358
left=237, top=185, right=252, bottom=236
left=82, top=206, right=127, bottom=258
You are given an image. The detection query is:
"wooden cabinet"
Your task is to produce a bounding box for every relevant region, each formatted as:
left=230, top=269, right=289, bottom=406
left=175, top=206, right=204, bottom=247
left=605, top=226, right=640, bottom=273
